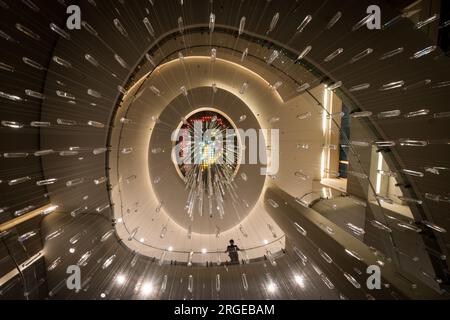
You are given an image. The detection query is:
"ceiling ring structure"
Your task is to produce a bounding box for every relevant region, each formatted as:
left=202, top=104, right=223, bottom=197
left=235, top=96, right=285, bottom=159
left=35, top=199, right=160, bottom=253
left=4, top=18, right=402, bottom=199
left=1, top=0, right=449, bottom=300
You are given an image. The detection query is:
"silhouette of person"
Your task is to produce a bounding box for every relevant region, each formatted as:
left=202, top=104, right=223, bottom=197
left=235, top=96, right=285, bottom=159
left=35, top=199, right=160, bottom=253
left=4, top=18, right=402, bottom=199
left=225, top=239, right=241, bottom=264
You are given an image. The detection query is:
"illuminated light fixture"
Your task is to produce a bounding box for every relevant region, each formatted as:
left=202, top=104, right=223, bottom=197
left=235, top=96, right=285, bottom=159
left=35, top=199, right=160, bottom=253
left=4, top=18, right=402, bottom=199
left=374, top=141, right=395, bottom=147
left=350, top=48, right=373, bottom=63
left=121, top=147, right=133, bottom=155
left=402, top=169, right=424, bottom=178
left=296, top=15, right=312, bottom=33
left=209, top=13, right=215, bottom=33
left=113, top=18, right=128, bottom=37
left=403, top=79, right=431, bottom=91
left=94, top=177, right=107, bottom=185
left=345, top=249, right=364, bottom=261
left=399, top=196, right=423, bottom=205
left=168, top=246, right=173, bottom=252
left=66, top=178, right=84, bottom=187
left=56, top=90, right=75, bottom=100
left=268, top=12, right=279, bottom=34
left=178, top=52, right=184, bottom=62
left=85, top=54, right=99, bottom=67
left=297, top=46, right=312, bottom=60
left=141, top=282, right=154, bottom=295
left=1, top=121, right=23, bottom=129
left=294, top=275, right=305, bottom=288
left=93, top=147, right=108, bottom=155
left=8, top=176, right=31, bottom=186
left=145, top=54, right=156, bottom=68
left=116, top=274, right=126, bottom=285
left=376, top=153, right=383, bottom=194
left=422, top=221, right=447, bottom=233
left=176, top=111, right=239, bottom=220
left=149, top=85, right=161, bottom=96
left=34, top=149, right=54, bottom=157
left=294, top=223, right=307, bottom=236
left=57, top=118, right=77, bottom=126
left=267, top=50, right=279, bottom=64
left=434, top=111, right=450, bottom=119
left=268, top=199, right=279, bottom=208
left=201, top=248, right=207, bottom=254
left=180, top=86, right=188, bottom=97
left=128, top=228, right=139, bottom=241
left=241, top=274, right=249, bottom=291
left=69, top=248, right=75, bottom=254
left=241, top=48, right=248, bottom=62
left=87, top=120, right=105, bottom=128
left=25, top=90, right=46, bottom=99
left=240, top=82, right=249, bottom=94
left=0, top=62, right=14, bottom=72
left=327, top=12, right=342, bottom=29
left=415, top=14, right=439, bottom=29
left=379, top=47, right=404, bottom=60
left=411, top=45, right=437, bottom=59
left=349, top=83, right=370, bottom=92
left=30, top=121, right=52, bottom=128
left=87, top=88, right=101, bottom=98
left=53, top=56, right=72, bottom=68
left=42, top=205, right=59, bottom=216
left=328, top=81, right=342, bottom=91
left=239, top=225, right=248, bottom=238
left=344, top=272, right=361, bottom=289
left=352, top=13, right=376, bottom=31
left=404, top=109, right=429, bottom=118
left=399, top=139, right=428, bottom=147
left=96, top=204, right=110, bottom=213
left=187, top=251, right=194, bottom=267
left=324, top=48, right=344, bottom=62
left=238, top=16, right=246, bottom=35
left=267, top=282, right=277, bottom=293
left=380, top=81, right=404, bottom=91
left=23, top=57, right=44, bottom=70
left=266, top=250, right=277, bottom=266
left=37, top=178, right=57, bottom=186
left=378, top=110, right=402, bottom=119
left=160, top=226, right=167, bottom=239
left=432, top=81, right=450, bottom=89
left=143, top=17, right=155, bottom=38
left=263, top=239, right=269, bottom=245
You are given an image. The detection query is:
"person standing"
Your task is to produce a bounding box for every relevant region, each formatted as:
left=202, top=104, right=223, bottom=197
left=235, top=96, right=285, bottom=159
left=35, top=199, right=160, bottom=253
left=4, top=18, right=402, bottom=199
left=225, top=239, right=241, bottom=264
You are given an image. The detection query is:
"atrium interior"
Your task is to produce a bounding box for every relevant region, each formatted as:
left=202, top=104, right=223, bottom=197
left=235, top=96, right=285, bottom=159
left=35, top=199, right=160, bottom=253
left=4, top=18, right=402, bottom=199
left=0, top=0, right=449, bottom=300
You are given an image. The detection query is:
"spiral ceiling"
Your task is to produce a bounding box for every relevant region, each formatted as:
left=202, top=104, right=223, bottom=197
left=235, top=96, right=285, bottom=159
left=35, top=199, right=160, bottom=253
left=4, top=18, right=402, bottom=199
left=0, top=0, right=449, bottom=300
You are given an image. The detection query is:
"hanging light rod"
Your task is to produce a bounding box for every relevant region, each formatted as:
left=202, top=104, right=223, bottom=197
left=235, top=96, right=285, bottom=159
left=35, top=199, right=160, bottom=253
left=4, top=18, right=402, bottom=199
left=0, top=204, right=58, bottom=233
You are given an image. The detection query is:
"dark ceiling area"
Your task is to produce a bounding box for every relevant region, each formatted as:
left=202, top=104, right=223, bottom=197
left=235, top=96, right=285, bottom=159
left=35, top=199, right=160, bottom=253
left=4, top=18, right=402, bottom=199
left=0, top=0, right=449, bottom=304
